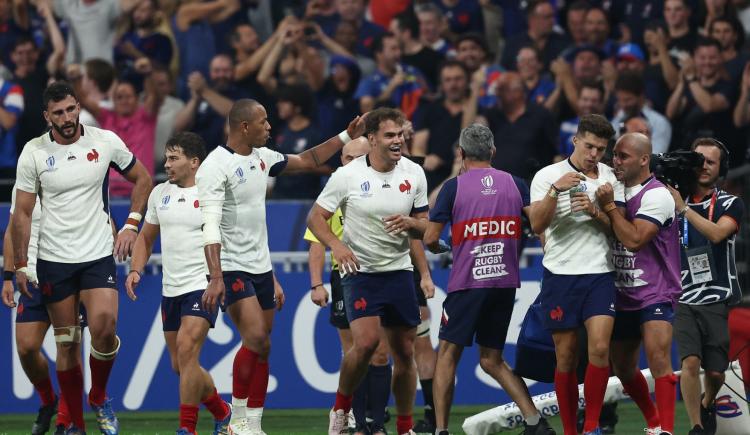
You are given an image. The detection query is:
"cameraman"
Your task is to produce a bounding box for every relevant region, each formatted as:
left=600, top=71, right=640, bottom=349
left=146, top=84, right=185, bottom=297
left=667, top=138, right=744, bottom=435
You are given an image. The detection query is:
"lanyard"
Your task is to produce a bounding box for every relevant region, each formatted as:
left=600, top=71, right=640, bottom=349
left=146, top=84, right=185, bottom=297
left=682, top=190, right=717, bottom=247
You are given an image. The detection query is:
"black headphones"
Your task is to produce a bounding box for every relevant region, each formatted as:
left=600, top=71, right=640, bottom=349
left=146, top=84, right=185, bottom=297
left=699, top=138, right=730, bottom=178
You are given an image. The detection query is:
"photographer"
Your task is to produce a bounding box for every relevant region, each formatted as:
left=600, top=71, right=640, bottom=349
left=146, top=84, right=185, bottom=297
left=667, top=138, right=744, bottom=435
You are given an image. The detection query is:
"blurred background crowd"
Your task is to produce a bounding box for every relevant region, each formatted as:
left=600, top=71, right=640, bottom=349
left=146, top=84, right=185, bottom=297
left=0, top=0, right=749, bottom=201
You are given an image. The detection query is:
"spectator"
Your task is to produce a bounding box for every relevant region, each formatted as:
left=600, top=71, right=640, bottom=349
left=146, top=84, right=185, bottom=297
left=431, top=0, right=484, bottom=36
left=174, top=54, right=245, bottom=150
left=501, top=0, right=570, bottom=71
left=565, top=0, right=590, bottom=47
left=583, top=6, right=617, bottom=59
left=316, top=55, right=361, bottom=142
left=614, top=43, right=670, bottom=118
left=0, top=73, right=23, bottom=176
left=667, top=37, right=741, bottom=164
left=114, top=0, right=173, bottom=88
left=454, top=32, right=502, bottom=109
left=517, top=44, right=555, bottom=108
left=610, top=0, right=671, bottom=47
left=75, top=58, right=116, bottom=127
left=354, top=32, right=427, bottom=119
left=54, top=0, right=137, bottom=64
left=413, top=60, right=470, bottom=190
left=611, top=71, right=672, bottom=154
left=0, top=0, right=29, bottom=66
left=733, top=61, right=750, bottom=129
left=467, top=71, right=557, bottom=180
left=620, top=114, right=652, bottom=137
left=390, top=11, right=444, bottom=90
left=559, top=79, right=604, bottom=158
left=229, top=22, right=277, bottom=113
left=547, top=45, right=603, bottom=121
left=708, top=16, right=748, bottom=84
left=270, top=84, right=329, bottom=200
left=416, top=3, right=454, bottom=57
left=151, top=64, right=185, bottom=172
left=313, top=0, right=385, bottom=57
left=12, top=0, right=65, bottom=150
left=326, top=19, right=377, bottom=76
left=643, top=20, right=681, bottom=112
left=171, top=0, right=239, bottom=99
left=665, top=0, right=698, bottom=61
left=257, top=18, right=326, bottom=94
left=73, top=69, right=158, bottom=196
left=698, top=0, right=739, bottom=35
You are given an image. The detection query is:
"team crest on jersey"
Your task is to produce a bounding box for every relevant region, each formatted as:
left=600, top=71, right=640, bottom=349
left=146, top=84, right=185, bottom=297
left=235, top=167, right=247, bottom=184
left=480, top=175, right=497, bottom=195
left=46, top=155, right=56, bottom=172
left=360, top=181, right=372, bottom=197
left=87, top=148, right=99, bottom=162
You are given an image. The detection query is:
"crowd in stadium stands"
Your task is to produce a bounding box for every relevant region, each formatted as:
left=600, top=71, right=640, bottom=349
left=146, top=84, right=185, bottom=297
left=1, top=0, right=750, bottom=198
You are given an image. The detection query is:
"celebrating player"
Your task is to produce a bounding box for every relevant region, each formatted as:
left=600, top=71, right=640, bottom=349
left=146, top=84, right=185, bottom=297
left=196, top=99, right=366, bottom=434
left=424, top=124, right=554, bottom=435
left=12, top=81, right=153, bottom=435
left=307, top=107, right=428, bottom=435
left=528, top=114, right=620, bottom=435
left=596, top=133, right=681, bottom=435
left=126, top=132, right=231, bottom=435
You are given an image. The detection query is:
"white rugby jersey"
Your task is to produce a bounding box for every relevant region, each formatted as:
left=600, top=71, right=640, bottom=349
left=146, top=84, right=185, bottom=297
left=196, top=145, right=287, bottom=274
left=315, top=155, right=429, bottom=273
left=145, top=182, right=207, bottom=297
left=15, top=127, right=135, bottom=263
left=10, top=184, right=42, bottom=274
left=530, top=159, right=624, bottom=275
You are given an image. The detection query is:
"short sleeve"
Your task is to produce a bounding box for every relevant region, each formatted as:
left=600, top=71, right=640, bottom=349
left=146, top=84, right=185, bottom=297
left=429, top=177, right=457, bottom=223
left=10, top=183, right=16, bottom=214
left=144, top=186, right=160, bottom=225
left=16, top=145, right=39, bottom=194
left=106, top=131, right=136, bottom=174
left=195, top=156, right=227, bottom=206
left=512, top=176, right=531, bottom=207
left=316, top=167, right=348, bottom=213
left=259, top=147, right=289, bottom=177
left=636, top=187, right=675, bottom=226
left=530, top=167, right=553, bottom=203
left=613, top=181, right=625, bottom=206
left=718, top=194, right=744, bottom=232
left=412, top=166, right=429, bottom=213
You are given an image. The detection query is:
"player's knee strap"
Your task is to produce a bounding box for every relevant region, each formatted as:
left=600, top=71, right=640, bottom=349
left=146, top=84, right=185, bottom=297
left=54, top=326, right=82, bottom=344
left=417, top=318, right=430, bottom=337
left=91, top=335, right=121, bottom=361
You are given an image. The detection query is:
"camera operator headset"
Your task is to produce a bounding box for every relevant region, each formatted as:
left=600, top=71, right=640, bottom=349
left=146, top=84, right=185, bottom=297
left=666, top=137, right=746, bottom=432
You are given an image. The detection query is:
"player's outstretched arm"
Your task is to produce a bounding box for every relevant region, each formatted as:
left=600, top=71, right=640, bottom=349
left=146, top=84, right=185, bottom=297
left=283, top=114, right=367, bottom=174
left=11, top=189, right=36, bottom=299
left=423, top=221, right=446, bottom=254
left=115, top=161, right=153, bottom=261
left=2, top=216, right=16, bottom=308
left=125, top=222, right=159, bottom=301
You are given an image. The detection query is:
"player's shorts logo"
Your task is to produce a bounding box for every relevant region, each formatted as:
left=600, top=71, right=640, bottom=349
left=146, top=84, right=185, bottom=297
left=231, top=278, right=245, bottom=293
left=17, top=303, right=24, bottom=316
left=41, top=282, right=53, bottom=296
left=399, top=179, right=412, bottom=193
left=715, top=394, right=743, bottom=418
left=354, top=297, right=367, bottom=311
left=549, top=306, right=564, bottom=321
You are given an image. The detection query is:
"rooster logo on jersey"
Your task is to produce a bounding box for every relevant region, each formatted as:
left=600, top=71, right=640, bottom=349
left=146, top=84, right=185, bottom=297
left=399, top=179, right=411, bottom=194
left=87, top=148, right=99, bottom=163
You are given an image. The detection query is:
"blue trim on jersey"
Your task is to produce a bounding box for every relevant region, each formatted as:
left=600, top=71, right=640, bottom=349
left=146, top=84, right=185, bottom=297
left=615, top=200, right=626, bottom=207
left=635, top=213, right=663, bottom=228
left=101, top=171, right=110, bottom=213
left=114, top=156, right=137, bottom=175
left=220, top=144, right=234, bottom=154
left=412, top=205, right=429, bottom=214
left=269, top=155, right=289, bottom=177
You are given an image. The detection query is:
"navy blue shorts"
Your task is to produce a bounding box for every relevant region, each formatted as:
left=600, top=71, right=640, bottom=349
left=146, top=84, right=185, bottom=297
left=539, top=269, right=616, bottom=330
left=439, top=287, right=516, bottom=350
left=161, top=290, right=218, bottom=331
left=16, top=286, right=88, bottom=328
left=329, top=269, right=349, bottom=329
left=612, top=302, right=675, bottom=341
left=221, top=270, right=275, bottom=311
left=342, top=270, right=420, bottom=328
left=413, top=270, right=427, bottom=307
left=37, top=256, right=117, bottom=304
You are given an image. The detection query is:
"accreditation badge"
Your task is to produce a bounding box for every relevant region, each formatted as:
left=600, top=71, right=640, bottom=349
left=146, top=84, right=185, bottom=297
left=685, top=245, right=716, bottom=284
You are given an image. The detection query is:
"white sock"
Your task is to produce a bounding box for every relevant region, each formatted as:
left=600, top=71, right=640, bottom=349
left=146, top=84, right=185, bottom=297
left=231, top=397, right=247, bottom=422
left=247, top=406, right=263, bottom=419
left=524, top=413, right=541, bottom=426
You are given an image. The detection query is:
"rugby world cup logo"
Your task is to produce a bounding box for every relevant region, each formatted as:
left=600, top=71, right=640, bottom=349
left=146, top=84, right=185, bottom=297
left=235, top=167, right=246, bottom=184
left=160, top=195, right=171, bottom=210
left=480, top=174, right=497, bottom=195
left=46, top=155, right=56, bottom=171
left=360, top=181, right=372, bottom=197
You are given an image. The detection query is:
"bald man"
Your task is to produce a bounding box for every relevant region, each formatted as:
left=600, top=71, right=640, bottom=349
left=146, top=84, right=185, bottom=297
left=196, top=99, right=366, bottom=434
left=595, top=133, right=681, bottom=435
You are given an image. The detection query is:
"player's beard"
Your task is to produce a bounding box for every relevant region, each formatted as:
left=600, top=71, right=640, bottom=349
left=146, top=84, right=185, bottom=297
left=52, top=118, right=80, bottom=140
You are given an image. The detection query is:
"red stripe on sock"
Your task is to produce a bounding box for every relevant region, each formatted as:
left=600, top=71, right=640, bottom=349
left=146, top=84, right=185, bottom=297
left=179, top=404, right=200, bottom=432
left=57, top=366, right=85, bottom=429
left=248, top=358, right=269, bottom=408
left=88, top=355, right=115, bottom=406
left=202, top=388, right=229, bottom=420
left=232, top=346, right=257, bottom=399
left=655, top=374, right=677, bottom=433
left=334, top=390, right=353, bottom=413
left=554, top=370, right=578, bottom=435
left=622, top=371, right=660, bottom=428
left=583, top=364, right=610, bottom=432
left=33, top=377, right=56, bottom=407
left=396, top=414, right=413, bottom=435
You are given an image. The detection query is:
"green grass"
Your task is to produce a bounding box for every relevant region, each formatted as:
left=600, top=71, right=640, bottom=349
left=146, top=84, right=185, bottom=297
left=0, top=402, right=692, bottom=434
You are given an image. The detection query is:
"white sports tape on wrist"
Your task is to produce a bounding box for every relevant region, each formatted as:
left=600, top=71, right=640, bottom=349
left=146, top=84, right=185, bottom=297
left=338, top=130, right=352, bottom=144
left=54, top=326, right=82, bottom=343
left=91, top=335, right=121, bottom=361
left=128, top=212, right=143, bottom=222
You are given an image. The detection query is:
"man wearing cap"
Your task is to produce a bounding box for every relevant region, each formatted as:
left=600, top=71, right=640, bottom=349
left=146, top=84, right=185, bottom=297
left=610, top=71, right=672, bottom=153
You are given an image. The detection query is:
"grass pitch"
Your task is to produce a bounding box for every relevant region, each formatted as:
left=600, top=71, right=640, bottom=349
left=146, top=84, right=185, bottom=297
left=0, top=402, right=692, bottom=434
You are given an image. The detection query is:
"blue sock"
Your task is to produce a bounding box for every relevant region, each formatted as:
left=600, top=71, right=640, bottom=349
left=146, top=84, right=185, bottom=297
left=368, top=364, right=392, bottom=428
left=352, top=368, right=369, bottom=426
